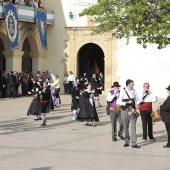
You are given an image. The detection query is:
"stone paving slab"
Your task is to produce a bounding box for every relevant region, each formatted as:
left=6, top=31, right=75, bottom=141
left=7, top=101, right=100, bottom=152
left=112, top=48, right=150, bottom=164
left=0, top=95, right=170, bottom=170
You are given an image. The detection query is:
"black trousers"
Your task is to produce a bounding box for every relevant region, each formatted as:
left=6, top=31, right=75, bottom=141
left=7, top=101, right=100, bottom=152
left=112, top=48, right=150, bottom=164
left=165, top=123, right=170, bottom=145
left=68, top=81, right=73, bottom=94
left=64, top=83, right=69, bottom=94
left=140, top=109, right=153, bottom=139
left=2, top=86, right=6, bottom=98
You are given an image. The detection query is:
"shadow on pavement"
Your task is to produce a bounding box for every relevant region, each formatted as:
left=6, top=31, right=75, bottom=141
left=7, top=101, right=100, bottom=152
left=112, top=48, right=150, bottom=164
left=97, top=121, right=110, bottom=126
left=30, top=167, right=53, bottom=170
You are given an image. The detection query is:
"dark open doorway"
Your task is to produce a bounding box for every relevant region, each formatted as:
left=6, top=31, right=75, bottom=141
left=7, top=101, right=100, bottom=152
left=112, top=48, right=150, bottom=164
left=0, top=38, right=6, bottom=72
left=78, top=43, right=104, bottom=80
left=22, top=38, right=32, bottom=72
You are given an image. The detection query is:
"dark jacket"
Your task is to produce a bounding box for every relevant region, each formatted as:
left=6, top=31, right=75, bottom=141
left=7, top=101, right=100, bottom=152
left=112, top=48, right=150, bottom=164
left=8, top=74, right=17, bottom=86
left=41, top=87, right=51, bottom=102
left=2, top=76, right=7, bottom=85
left=160, top=96, right=170, bottom=123
left=71, top=86, right=80, bottom=99
left=35, top=83, right=51, bottom=102
left=91, top=78, right=99, bottom=89
left=71, top=86, right=80, bottom=110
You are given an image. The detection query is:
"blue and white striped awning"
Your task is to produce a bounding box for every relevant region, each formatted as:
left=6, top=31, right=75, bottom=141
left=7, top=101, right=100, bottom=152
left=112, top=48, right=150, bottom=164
left=0, top=2, right=54, bottom=25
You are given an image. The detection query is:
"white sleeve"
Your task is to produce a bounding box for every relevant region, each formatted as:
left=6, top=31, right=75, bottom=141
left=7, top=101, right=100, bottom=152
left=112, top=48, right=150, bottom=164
left=150, top=93, right=157, bottom=103
left=51, top=79, right=59, bottom=87
left=117, top=91, right=126, bottom=106
left=51, top=74, right=55, bottom=81
left=138, top=92, right=144, bottom=103
left=107, top=92, right=116, bottom=102
left=134, top=90, right=140, bottom=105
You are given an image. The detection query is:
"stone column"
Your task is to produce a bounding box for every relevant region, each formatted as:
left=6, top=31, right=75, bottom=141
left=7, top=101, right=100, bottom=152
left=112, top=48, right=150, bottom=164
left=68, top=30, right=75, bottom=75
left=29, top=51, right=47, bottom=76
left=2, top=51, right=24, bottom=73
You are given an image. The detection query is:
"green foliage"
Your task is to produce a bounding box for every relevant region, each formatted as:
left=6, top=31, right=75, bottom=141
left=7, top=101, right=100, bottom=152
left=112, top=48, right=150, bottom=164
left=79, top=0, right=170, bottom=49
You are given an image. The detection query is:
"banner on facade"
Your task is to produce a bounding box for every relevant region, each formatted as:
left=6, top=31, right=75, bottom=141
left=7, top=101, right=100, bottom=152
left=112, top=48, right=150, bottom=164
left=3, top=2, right=19, bottom=50
left=35, top=8, right=47, bottom=50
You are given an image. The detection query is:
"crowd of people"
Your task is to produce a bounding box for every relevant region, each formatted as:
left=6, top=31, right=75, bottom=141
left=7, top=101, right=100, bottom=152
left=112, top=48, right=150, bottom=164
left=0, top=70, right=51, bottom=98
left=1, top=69, right=170, bottom=148
left=17, top=70, right=104, bottom=127
left=0, top=0, right=44, bottom=9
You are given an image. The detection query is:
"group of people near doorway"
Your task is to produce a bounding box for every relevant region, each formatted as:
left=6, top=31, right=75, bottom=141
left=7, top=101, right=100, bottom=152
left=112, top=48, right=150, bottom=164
left=106, top=79, right=170, bottom=148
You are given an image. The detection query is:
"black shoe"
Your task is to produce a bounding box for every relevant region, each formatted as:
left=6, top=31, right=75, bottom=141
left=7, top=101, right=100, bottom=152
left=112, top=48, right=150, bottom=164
left=35, top=119, right=40, bottom=121
left=118, top=135, right=125, bottom=140
left=163, top=144, right=170, bottom=148
left=85, top=123, right=92, bottom=126
left=92, top=123, right=96, bottom=127
left=112, top=138, right=117, bottom=142
left=35, top=118, right=41, bottom=121
left=150, top=137, right=156, bottom=141
left=123, top=143, right=129, bottom=147
left=41, top=122, right=46, bottom=126
left=132, top=145, right=141, bottom=148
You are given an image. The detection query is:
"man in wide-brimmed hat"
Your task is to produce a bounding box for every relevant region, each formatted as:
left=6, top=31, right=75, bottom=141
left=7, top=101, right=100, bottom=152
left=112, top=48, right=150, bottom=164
left=107, top=82, right=124, bottom=141
left=160, top=85, right=170, bottom=148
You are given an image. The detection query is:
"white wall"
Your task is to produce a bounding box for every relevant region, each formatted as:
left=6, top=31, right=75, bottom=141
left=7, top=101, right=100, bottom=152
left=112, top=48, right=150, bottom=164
left=61, top=0, right=97, bottom=27
left=116, top=38, right=170, bottom=98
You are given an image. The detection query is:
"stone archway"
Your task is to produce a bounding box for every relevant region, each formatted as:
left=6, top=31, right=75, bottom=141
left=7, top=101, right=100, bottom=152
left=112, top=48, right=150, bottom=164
left=20, top=31, right=46, bottom=76
left=77, top=43, right=104, bottom=80
left=66, top=27, right=118, bottom=93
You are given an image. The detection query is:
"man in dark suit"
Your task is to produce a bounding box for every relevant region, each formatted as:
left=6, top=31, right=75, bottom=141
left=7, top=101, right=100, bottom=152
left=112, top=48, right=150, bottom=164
left=8, top=71, right=17, bottom=98
left=160, top=85, right=170, bottom=148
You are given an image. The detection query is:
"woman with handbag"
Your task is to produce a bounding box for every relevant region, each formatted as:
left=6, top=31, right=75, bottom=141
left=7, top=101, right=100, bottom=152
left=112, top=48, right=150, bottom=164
left=159, top=85, right=170, bottom=148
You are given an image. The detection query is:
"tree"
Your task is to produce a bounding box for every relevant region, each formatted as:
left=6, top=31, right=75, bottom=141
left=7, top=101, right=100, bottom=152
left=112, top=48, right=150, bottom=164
left=79, top=0, right=170, bottom=49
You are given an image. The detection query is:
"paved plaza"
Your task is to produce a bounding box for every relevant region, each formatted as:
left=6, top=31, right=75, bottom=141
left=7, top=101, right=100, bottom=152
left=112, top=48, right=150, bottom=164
left=0, top=95, right=170, bottom=170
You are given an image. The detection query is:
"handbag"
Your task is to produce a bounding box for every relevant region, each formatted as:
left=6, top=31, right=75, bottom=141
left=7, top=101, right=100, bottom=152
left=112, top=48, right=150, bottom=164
left=124, top=88, right=140, bottom=119
left=151, top=109, right=162, bottom=122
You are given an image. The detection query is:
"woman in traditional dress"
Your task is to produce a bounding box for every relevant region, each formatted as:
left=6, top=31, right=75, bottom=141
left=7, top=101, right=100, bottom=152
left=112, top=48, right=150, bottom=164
left=27, top=81, right=42, bottom=120
left=77, top=83, right=99, bottom=127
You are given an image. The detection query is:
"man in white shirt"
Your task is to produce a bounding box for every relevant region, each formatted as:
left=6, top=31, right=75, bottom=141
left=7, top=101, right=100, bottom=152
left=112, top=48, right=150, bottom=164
left=139, top=83, right=157, bottom=141
left=117, top=79, right=141, bottom=148
left=107, top=82, right=124, bottom=141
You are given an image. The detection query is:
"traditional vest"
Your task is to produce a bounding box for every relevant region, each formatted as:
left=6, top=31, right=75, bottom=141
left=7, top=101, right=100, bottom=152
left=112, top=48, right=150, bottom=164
left=109, top=90, right=117, bottom=109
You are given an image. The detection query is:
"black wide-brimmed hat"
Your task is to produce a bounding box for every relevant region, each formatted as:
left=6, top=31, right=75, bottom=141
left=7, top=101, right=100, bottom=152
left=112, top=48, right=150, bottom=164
left=111, top=82, right=121, bottom=88
left=166, top=85, right=170, bottom=90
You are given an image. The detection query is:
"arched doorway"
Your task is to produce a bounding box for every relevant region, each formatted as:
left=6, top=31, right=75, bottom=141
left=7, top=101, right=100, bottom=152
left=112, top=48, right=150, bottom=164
left=78, top=43, right=104, bottom=79
left=0, top=38, right=6, bottom=72
left=22, top=38, right=32, bottom=72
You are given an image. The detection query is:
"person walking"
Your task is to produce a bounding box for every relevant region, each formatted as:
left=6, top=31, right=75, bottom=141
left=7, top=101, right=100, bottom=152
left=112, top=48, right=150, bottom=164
left=117, top=79, right=141, bottom=148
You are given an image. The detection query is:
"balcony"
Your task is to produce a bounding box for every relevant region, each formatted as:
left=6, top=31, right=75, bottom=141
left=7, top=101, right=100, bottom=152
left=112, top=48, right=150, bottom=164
left=0, top=2, right=54, bottom=25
